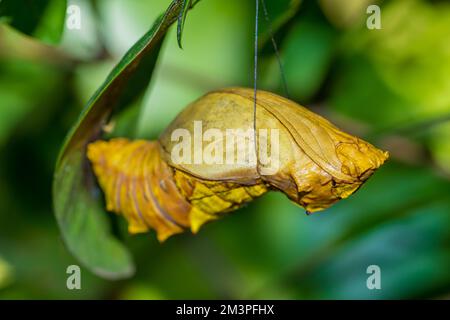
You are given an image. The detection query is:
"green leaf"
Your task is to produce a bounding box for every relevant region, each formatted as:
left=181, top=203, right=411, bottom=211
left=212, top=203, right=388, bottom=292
left=177, top=0, right=191, bottom=48
left=0, top=0, right=67, bottom=44
left=177, top=0, right=201, bottom=48
left=53, top=0, right=195, bottom=280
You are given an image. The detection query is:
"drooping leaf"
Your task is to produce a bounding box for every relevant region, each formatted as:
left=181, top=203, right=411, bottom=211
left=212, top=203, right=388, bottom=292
left=53, top=0, right=198, bottom=279
left=177, top=0, right=191, bottom=48
left=177, top=0, right=201, bottom=48
left=0, top=0, right=67, bottom=44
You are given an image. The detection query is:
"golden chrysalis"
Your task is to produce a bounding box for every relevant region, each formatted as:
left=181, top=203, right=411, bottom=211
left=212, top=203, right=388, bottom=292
left=87, top=88, right=388, bottom=242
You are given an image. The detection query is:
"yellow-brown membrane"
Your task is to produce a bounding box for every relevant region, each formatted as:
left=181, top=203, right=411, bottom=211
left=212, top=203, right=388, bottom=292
left=87, top=88, right=389, bottom=241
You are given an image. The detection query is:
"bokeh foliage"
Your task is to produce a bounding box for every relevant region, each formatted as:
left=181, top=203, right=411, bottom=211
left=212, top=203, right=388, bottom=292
left=0, top=0, right=449, bottom=299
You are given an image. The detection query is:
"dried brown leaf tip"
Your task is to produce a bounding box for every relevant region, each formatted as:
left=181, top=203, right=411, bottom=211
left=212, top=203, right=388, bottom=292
left=87, top=88, right=389, bottom=241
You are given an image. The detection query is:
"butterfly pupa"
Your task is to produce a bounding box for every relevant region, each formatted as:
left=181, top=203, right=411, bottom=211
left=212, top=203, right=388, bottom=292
left=87, top=88, right=389, bottom=242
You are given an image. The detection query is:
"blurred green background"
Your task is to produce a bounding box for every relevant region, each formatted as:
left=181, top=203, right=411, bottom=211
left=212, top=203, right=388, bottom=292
left=0, top=0, right=449, bottom=299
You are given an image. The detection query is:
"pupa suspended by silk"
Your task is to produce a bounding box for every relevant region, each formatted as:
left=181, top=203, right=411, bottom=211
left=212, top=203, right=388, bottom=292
left=87, top=88, right=389, bottom=242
